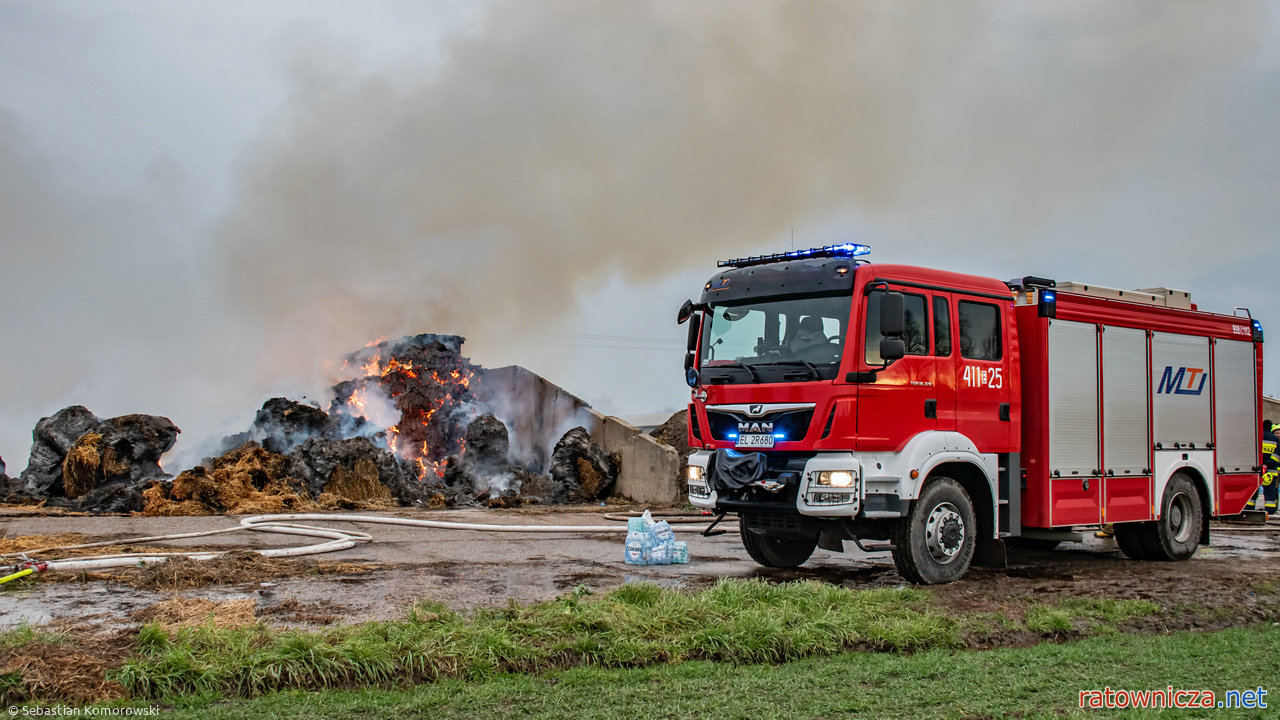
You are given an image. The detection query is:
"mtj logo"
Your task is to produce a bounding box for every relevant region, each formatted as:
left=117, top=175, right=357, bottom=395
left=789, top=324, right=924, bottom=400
left=1157, top=366, right=1208, bottom=396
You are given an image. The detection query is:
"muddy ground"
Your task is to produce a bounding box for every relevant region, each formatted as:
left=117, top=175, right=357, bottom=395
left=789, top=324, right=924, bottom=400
left=2, top=507, right=1278, bottom=630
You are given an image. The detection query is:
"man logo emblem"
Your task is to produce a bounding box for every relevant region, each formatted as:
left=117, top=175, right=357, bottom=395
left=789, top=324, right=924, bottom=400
left=749, top=404, right=764, bottom=416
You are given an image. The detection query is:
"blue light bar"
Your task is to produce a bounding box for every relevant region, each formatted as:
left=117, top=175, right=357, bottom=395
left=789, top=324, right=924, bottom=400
left=773, top=433, right=786, bottom=439
left=1041, top=291, right=1056, bottom=302
left=718, top=243, right=871, bottom=268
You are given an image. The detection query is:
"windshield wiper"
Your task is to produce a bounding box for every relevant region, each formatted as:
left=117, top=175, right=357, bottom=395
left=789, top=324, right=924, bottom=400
left=707, top=361, right=762, bottom=382
left=753, top=360, right=821, bottom=380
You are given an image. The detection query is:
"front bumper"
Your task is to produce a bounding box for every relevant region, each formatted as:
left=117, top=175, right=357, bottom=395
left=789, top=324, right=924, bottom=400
left=686, top=450, right=862, bottom=517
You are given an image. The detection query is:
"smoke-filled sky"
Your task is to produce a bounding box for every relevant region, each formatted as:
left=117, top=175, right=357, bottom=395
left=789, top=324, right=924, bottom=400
left=1, top=0, right=1277, bottom=471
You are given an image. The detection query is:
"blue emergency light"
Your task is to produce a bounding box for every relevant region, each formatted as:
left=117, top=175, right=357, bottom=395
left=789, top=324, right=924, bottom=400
left=1038, top=289, right=1057, bottom=319
left=718, top=243, right=871, bottom=268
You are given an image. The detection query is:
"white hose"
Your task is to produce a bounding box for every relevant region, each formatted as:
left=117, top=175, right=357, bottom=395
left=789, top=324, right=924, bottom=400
left=10, top=511, right=735, bottom=574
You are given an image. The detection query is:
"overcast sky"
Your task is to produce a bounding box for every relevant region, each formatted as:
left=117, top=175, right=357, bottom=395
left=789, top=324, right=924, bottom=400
left=1, top=1, right=1277, bottom=471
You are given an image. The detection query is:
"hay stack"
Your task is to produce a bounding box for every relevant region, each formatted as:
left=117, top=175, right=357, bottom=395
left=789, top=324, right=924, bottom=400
left=141, top=443, right=311, bottom=516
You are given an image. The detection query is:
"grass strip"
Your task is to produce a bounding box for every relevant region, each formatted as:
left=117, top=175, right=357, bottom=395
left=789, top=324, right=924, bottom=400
left=116, top=579, right=957, bottom=698
left=146, top=623, right=1280, bottom=719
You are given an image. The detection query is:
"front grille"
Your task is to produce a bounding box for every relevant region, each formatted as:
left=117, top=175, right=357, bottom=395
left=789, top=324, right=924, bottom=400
left=706, top=409, right=815, bottom=442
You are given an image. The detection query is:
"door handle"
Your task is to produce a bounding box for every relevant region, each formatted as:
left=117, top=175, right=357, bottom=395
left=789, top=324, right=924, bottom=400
left=924, top=399, right=937, bottom=419
left=999, top=403, right=1010, bottom=421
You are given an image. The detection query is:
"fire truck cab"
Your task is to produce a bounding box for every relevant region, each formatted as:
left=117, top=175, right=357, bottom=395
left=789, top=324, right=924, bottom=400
left=680, top=244, right=1265, bottom=584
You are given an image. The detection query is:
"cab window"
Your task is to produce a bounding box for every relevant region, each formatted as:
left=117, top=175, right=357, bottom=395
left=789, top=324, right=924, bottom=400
left=934, top=297, right=952, bottom=357
left=958, top=300, right=1001, bottom=361
left=865, top=290, right=929, bottom=365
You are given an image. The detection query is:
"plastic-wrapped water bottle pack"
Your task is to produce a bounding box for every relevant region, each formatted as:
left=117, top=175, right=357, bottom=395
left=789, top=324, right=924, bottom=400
left=623, top=510, right=689, bottom=565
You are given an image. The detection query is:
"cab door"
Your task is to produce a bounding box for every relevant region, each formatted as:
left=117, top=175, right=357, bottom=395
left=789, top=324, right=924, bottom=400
left=932, top=293, right=957, bottom=432
left=952, top=297, right=1014, bottom=452
left=857, top=288, right=937, bottom=452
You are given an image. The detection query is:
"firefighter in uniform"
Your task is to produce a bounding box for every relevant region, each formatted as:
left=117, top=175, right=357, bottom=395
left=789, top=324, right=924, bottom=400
left=1262, top=420, right=1278, bottom=516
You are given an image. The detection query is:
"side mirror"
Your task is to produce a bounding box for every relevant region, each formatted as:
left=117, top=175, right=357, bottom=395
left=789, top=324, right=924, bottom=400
left=686, top=313, right=701, bottom=353
left=684, top=352, right=695, bottom=372
left=879, top=337, right=906, bottom=361
left=677, top=300, right=696, bottom=325
left=880, top=291, right=905, bottom=337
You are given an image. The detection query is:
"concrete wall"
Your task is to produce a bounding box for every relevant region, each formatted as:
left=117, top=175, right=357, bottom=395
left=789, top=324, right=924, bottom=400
left=475, top=365, right=600, bottom=472
left=475, top=365, right=681, bottom=505
left=589, top=413, right=681, bottom=505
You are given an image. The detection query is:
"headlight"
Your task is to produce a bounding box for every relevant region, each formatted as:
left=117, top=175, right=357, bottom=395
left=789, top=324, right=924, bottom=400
left=814, top=470, right=855, bottom=487
left=687, top=466, right=706, bottom=482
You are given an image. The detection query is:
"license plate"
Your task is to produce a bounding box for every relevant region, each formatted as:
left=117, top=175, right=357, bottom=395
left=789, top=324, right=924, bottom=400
left=735, top=434, right=775, bottom=449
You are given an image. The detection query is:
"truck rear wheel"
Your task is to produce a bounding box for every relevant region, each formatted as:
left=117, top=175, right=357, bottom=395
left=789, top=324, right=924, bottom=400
left=739, top=517, right=817, bottom=568
left=1138, top=473, right=1203, bottom=561
left=891, top=477, right=976, bottom=584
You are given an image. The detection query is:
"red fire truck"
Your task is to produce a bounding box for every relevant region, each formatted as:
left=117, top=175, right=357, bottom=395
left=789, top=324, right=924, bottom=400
left=679, top=244, right=1265, bottom=583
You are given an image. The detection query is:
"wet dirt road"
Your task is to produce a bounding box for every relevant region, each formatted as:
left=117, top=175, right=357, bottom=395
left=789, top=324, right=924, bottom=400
left=2, top=508, right=1278, bottom=628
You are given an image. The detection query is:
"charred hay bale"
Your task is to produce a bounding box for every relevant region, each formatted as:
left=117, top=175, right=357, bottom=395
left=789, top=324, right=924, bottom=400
left=0, top=456, right=19, bottom=502
left=512, top=468, right=564, bottom=504
left=465, top=413, right=510, bottom=473
left=221, top=397, right=334, bottom=456
left=288, top=437, right=428, bottom=506
left=649, top=410, right=691, bottom=489
left=437, top=414, right=516, bottom=504
left=45, top=478, right=151, bottom=514
left=18, top=406, right=101, bottom=496
left=549, top=427, right=617, bottom=501
left=59, top=415, right=179, bottom=503
left=18, top=408, right=179, bottom=504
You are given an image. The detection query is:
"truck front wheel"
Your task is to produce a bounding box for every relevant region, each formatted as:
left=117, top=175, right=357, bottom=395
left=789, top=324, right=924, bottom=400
left=1139, top=473, right=1203, bottom=561
left=739, top=518, right=817, bottom=568
left=891, top=477, right=977, bottom=584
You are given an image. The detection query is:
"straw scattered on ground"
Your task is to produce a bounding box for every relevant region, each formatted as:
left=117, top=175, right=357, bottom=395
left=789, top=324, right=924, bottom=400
left=132, top=598, right=257, bottom=631
left=0, top=629, right=132, bottom=704
left=127, top=550, right=383, bottom=591
left=0, top=533, right=176, bottom=560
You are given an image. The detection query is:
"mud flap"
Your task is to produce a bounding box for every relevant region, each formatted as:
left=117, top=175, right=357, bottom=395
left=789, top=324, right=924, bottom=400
left=972, top=536, right=1007, bottom=568
left=818, top=528, right=846, bottom=553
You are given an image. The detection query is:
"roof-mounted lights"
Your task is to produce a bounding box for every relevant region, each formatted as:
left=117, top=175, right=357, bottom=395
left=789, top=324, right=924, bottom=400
left=718, top=243, right=871, bottom=269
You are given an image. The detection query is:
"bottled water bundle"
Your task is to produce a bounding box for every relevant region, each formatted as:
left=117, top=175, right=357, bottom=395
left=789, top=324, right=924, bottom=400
left=623, top=510, right=689, bottom=565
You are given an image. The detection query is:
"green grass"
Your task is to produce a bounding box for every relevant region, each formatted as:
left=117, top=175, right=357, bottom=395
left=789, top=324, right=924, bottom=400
left=115, top=579, right=959, bottom=698
left=1026, top=597, right=1160, bottom=634
left=131, top=623, right=1280, bottom=719
left=0, top=622, right=68, bottom=649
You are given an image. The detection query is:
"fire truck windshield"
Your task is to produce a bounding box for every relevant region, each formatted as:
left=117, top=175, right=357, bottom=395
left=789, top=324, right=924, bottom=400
left=700, top=294, right=851, bottom=384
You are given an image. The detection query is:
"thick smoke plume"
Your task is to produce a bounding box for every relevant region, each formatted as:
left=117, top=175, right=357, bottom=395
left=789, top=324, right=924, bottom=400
left=220, top=0, right=1276, bottom=384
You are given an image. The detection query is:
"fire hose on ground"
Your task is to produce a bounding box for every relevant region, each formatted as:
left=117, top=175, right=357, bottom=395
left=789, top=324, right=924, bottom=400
left=0, top=511, right=739, bottom=582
